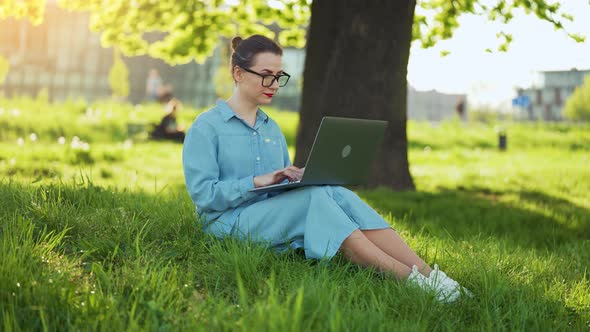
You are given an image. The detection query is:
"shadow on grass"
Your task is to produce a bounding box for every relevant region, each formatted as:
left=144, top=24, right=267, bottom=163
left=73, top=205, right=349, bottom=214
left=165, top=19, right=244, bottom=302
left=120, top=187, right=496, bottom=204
left=359, top=186, right=590, bottom=250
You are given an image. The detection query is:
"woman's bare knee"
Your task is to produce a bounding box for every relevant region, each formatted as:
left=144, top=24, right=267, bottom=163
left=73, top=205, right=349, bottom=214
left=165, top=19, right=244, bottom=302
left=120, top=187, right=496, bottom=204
left=339, top=229, right=366, bottom=259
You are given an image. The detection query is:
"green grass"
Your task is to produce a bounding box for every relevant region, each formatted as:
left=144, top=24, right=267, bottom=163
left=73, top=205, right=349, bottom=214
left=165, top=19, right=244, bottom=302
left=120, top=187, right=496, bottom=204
left=0, top=98, right=589, bottom=330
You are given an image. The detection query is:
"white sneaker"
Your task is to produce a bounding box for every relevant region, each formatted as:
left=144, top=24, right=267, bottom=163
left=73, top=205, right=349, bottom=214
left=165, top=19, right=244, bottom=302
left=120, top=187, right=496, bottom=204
left=407, top=265, right=472, bottom=303
left=428, top=264, right=472, bottom=303
left=407, top=265, right=432, bottom=290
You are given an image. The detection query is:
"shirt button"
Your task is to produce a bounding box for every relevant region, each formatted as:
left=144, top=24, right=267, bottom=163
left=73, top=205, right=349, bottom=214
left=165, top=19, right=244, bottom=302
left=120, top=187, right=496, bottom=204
left=256, top=157, right=260, bottom=161
left=253, top=132, right=257, bottom=136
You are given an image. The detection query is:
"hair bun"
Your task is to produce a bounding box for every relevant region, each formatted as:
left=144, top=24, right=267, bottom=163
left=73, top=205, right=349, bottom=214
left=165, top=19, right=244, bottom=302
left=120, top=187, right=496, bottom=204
left=231, top=37, right=243, bottom=51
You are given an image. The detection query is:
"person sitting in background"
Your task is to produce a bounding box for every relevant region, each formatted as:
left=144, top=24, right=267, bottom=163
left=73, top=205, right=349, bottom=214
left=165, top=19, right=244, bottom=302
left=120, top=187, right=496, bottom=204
left=151, top=98, right=185, bottom=143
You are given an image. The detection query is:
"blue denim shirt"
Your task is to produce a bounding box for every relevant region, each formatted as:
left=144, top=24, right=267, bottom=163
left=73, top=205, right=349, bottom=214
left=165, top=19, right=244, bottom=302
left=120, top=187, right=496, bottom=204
left=182, top=100, right=292, bottom=234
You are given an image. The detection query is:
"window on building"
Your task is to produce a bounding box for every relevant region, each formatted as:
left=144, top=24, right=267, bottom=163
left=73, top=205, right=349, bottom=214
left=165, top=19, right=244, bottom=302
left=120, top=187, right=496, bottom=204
left=554, top=88, right=561, bottom=106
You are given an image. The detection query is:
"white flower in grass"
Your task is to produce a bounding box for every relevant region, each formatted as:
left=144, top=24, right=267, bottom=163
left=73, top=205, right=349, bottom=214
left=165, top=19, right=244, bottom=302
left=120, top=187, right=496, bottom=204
left=29, top=133, right=37, bottom=142
left=11, top=108, right=20, bottom=117
left=0, top=108, right=4, bottom=115
left=71, top=136, right=81, bottom=148
left=69, top=136, right=90, bottom=150
left=17, top=137, right=24, bottom=146
left=9, top=158, right=16, bottom=165
left=423, top=146, right=431, bottom=153
left=123, top=139, right=133, bottom=149
left=58, top=136, right=66, bottom=145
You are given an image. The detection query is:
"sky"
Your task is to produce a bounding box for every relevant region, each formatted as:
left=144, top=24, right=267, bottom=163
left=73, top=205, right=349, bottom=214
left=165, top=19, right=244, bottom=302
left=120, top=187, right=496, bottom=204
left=406, top=0, right=590, bottom=108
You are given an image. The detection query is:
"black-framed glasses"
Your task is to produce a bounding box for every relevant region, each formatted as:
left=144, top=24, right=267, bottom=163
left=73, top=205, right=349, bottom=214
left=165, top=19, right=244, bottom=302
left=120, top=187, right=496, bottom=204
left=240, top=67, right=291, bottom=87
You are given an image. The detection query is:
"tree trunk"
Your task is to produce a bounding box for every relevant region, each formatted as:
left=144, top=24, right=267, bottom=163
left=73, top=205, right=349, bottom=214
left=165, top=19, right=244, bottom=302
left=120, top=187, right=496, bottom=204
left=295, top=0, right=416, bottom=190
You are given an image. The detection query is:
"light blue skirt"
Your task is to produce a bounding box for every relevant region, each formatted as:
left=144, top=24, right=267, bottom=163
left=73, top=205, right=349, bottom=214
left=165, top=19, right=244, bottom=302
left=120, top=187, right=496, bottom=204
left=206, top=185, right=391, bottom=260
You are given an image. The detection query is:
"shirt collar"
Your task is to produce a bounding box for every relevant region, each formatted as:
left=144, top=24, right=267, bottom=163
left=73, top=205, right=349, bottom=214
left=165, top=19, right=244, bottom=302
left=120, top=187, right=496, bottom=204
left=216, top=99, right=269, bottom=124
left=216, top=99, right=235, bottom=122
left=256, top=108, right=269, bottom=123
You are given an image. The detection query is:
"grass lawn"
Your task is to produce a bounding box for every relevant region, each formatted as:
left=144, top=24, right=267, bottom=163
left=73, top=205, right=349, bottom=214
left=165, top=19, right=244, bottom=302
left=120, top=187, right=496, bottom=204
left=1, top=98, right=589, bottom=330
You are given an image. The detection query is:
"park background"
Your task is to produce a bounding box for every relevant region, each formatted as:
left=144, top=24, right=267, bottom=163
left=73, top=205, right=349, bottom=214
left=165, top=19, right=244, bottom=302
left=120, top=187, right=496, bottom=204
left=1, top=0, right=590, bottom=330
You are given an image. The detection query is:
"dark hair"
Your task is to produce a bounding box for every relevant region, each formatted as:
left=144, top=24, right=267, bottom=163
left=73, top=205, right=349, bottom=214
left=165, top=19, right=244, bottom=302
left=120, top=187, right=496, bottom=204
left=230, top=35, right=283, bottom=72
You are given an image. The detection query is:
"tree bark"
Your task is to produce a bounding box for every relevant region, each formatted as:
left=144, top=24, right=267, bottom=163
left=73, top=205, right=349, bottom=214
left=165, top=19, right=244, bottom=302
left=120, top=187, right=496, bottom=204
left=295, top=0, right=416, bottom=190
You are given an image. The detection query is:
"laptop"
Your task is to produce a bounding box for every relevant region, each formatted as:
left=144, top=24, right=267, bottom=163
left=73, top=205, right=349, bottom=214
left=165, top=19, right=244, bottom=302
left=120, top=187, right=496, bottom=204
left=249, top=116, right=388, bottom=194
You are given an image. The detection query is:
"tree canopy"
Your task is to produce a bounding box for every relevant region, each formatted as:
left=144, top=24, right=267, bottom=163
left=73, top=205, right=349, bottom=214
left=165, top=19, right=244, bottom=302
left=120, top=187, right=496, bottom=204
left=58, top=0, right=310, bottom=64
left=1, top=0, right=583, bottom=65
left=0, top=0, right=45, bottom=25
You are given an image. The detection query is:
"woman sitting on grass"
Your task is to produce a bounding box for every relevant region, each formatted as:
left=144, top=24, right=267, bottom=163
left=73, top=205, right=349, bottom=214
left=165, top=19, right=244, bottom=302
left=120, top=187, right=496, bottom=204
left=151, top=98, right=186, bottom=143
left=182, top=35, right=470, bottom=302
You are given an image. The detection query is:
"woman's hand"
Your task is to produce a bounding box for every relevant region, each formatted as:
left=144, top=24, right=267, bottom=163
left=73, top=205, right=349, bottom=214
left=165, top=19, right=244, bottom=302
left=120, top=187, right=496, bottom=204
left=254, top=166, right=305, bottom=188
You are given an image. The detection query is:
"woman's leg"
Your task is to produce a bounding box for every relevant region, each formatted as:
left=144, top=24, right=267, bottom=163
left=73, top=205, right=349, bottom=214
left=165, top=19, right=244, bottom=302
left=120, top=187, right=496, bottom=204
left=321, top=186, right=432, bottom=275
left=362, top=228, right=432, bottom=275
left=236, top=187, right=413, bottom=279
left=340, top=229, right=412, bottom=279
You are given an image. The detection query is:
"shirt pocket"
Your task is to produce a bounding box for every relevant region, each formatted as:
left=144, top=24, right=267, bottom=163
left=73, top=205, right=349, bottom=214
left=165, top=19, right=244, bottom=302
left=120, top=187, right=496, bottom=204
left=217, top=135, right=254, bottom=178
left=261, top=135, right=285, bottom=171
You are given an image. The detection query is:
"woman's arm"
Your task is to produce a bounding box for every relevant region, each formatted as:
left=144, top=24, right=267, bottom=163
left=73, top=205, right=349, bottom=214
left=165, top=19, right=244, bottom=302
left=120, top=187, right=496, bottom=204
left=182, top=125, right=258, bottom=213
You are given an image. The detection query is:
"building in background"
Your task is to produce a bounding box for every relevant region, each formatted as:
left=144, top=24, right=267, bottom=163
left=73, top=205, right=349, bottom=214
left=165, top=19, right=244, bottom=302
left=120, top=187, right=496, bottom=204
left=0, top=2, right=304, bottom=110
left=515, top=68, right=590, bottom=121
left=407, top=86, right=467, bottom=121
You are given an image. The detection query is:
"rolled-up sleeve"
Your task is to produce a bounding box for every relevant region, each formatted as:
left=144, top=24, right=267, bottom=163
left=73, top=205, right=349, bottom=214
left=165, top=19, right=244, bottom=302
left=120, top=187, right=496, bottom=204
left=182, top=123, right=258, bottom=213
